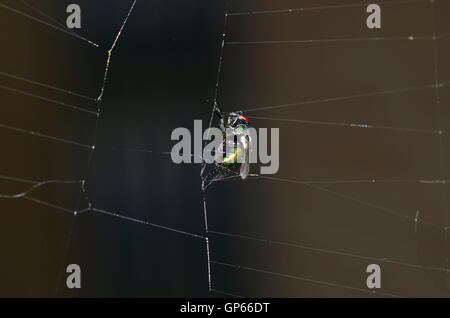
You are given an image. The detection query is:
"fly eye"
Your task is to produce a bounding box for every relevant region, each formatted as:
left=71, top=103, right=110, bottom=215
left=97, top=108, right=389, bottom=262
left=239, top=114, right=249, bottom=123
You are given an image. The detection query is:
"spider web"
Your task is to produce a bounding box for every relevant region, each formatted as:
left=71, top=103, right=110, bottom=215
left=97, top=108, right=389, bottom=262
left=205, top=0, right=450, bottom=298
left=0, top=0, right=450, bottom=298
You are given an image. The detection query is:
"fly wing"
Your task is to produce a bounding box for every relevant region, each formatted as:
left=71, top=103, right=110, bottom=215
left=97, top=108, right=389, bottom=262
left=240, top=161, right=250, bottom=180
left=240, top=134, right=251, bottom=180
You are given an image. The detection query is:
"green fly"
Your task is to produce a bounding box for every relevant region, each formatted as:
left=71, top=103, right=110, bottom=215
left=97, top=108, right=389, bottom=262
left=214, top=106, right=251, bottom=180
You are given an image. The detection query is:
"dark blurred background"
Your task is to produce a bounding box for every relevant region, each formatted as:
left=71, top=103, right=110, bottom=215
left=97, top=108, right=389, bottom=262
left=0, top=0, right=450, bottom=297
